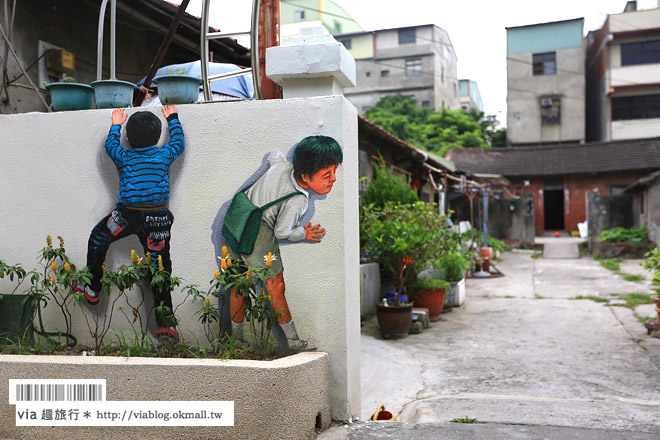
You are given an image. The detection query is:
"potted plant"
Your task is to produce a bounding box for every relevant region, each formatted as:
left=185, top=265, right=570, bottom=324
left=407, top=277, right=450, bottom=321
left=152, top=68, right=202, bottom=105
left=375, top=257, right=414, bottom=339
left=45, top=76, right=94, bottom=111
left=0, top=259, right=35, bottom=344
left=91, top=78, right=137, bottom=109
left=435, top=251, right=468, bottom=308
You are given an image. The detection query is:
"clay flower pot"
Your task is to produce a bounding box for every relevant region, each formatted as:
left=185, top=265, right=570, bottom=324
left=376, top=304, right=412, bottom=339
left=413, top=288, right=446, bottom=321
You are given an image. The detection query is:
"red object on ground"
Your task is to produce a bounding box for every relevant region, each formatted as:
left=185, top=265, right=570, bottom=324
left=554, top=231, right=560, bottom=237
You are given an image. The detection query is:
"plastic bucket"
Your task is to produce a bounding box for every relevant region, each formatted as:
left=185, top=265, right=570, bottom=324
left=480, top=248, right=492, bottom=259
left=91, top=80, right=137, bottom=109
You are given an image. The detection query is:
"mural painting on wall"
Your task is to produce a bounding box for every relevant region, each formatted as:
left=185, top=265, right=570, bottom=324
left=73, top=106, right=184, bottom=342
left=220, top=135, right=343, bottom=352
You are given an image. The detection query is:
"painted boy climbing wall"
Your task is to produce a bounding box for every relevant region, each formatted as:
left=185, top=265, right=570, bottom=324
left=222, top=135, right=343, bottom=352
left=74, top=106, right=184, bottom=342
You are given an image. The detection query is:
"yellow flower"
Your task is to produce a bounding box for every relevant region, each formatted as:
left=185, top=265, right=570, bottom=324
left=102, top=261, right=110, bottom=277
left=205, top=297, right=211, bottom=307
left=260, top=288, right=266, bottom=298
left=42, top=246, right=46, bottom=251
left=264, top=252, right=277, bottom=267
left=46, top=235, right=52, bottom=246
left=57, top=236, right=65, bottom=248
left=158, top=255, right=164, bottom=271
left=227, top=258, right=232, bottom=267
left=146, top=252, right=152, bottom=265
left=220, top=258, right=227, bottom=272
left=64, top=262, right=71, bottom=272
left=267, top=295, right=272, bottom=301
left=221, top=246, right=228, bottom=259
left=51, top=262, right=57, bottom=271
left=131, top=250, right=139, bottom=265
left=49, top=275, right=55, bottom=284
left=214, top=270, right=220, bottom=279
left=246, top=267, right=253, bottom=280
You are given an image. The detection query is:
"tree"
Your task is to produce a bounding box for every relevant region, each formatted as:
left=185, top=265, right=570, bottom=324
left=364, top=95, right=506, bottom=155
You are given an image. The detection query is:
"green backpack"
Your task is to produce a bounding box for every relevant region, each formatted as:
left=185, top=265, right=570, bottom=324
left=222, top=185, right=301, bottom=255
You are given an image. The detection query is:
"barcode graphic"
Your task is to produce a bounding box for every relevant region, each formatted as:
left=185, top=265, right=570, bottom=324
left=15, top=384, right=103, bottom=401
left=9, top=380, right=106, bottom=404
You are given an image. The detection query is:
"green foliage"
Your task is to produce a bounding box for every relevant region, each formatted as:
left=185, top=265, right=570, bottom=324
left=622, top=273, right=645, bottom=282
left=363, top=95, right=504, bottom=156
left=407, top=278, right=451, bottom=292
left=597, top=227, right=647, bottom=243
left=459, top=230, right=505, bottom=255
left=360, top=201, right=453, bottom=288
left=452, top=416, right=478, bottom=424
left=434, top=251, right=468, bottom=282
left=621, top=292, right=655, bottom=309
left=62, top=77, right=77, bottom=83
left=599, top=258, right=621, bottom=272
left=570, top=295, right=609, bottom=303
left=361, top=157, right=419, bottom=209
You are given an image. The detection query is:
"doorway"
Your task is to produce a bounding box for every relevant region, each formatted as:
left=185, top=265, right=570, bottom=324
left=544, top=189, right=564, bottom=230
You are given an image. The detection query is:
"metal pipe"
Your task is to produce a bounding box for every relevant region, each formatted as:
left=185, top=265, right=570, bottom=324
left=97, top=0, right=109, bottom=80
left=482, top=188, right=489, bottom=248
left=251, top=0, right=262, bottom=100
left=206, top=31, right=251, bottom=40
left=209, top=68, right=252, bottom=82
left=110, top=0, right=116, bottom=79
left=200, top=0, right=210, bottom=101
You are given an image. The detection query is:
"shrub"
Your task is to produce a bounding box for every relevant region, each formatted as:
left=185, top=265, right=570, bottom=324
left=360, top=157, right=419, bottom=209
left=597, top=227, right=647, bottom=243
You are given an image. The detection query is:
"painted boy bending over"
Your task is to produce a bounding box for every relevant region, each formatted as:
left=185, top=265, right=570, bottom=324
left=226, top=135, right=342, bottom=351
left=74, top=106, right=184, bottom=341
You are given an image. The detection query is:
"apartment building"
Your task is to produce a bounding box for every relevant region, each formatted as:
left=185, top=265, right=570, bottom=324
left=280, top=0, right=363, bottom=38
left=586, top=3, right=660, bottom=141
left=337, top=24, right=459, bottom=114
left=459, top=79, right=483, bottom=112
left=506, top=18, right=586, bottom=146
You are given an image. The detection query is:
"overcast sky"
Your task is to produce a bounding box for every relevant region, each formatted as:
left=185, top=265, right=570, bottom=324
left=172, top=0, right=660, bottom=127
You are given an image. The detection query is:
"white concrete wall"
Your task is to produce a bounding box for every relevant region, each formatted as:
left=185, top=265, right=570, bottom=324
left=612, top=118, right=660, bottom=140
left=0, top=96, right=360, bottom=421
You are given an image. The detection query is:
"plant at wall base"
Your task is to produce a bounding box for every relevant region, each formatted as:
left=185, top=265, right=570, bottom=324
left=597, top=227, right=647, bottom=243
left=28, top=236, right=92, bottom=349
left=434, top=252, right=469, bottom=283
left=184, top=246, right=282, bottom=359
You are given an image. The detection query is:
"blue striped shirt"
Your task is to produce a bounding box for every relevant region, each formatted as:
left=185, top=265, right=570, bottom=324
left=105, top=117, right=184, bottom=207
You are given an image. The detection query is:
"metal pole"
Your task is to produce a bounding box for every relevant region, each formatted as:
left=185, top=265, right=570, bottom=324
left=251, top=0, right=263, bottom=99
left=110, top=0, right=116, bottom=79
left=97, top=0, right=109, bottom=80
left=200, top=0, right=210, bottom=101
left=482, top=188, right=489, bottom=248
left=134, top=0, right=191, bottom=107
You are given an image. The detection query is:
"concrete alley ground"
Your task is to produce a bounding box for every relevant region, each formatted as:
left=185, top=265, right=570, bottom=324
left=319, top=245, right=660, bottom=439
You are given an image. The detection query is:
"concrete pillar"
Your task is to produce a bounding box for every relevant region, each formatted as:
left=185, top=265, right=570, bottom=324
left=265, top=26, right=356, bottom=99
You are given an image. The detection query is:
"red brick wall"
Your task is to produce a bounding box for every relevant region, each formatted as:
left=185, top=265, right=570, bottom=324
left=500, top=172, right=646, bottom=234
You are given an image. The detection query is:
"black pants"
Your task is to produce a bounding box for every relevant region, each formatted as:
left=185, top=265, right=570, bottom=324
left=87, top=204, right=176, bottom=328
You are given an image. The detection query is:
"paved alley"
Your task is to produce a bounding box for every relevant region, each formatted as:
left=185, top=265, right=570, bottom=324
left=320, top=248, right=660, bottom=439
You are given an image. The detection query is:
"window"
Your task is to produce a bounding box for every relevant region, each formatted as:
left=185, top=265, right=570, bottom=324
left=334, top=20, right=342, bottom=34
left=399, top=28, right=416, bottom=45
left=622, top=40, right=660, bottom=66
left=380, top=70, right=389, bottom=77
left=405, top=59, right=422, bottom=77
left=339, top=39, right=351, bottom=50
left=540, top=96, right=561, bottom=124
left=294, top=10, right=305, bottom=21
left=444, top=46, right=452, bottom=63
left=533, top=52, right=556, bottom=75
left=366, top=71, right=371, bottom=77
left=422, top=100, right=431, bottom=108
left=612, top=94, right=660, bottom=120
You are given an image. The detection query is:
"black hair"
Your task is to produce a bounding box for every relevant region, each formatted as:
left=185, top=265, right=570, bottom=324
left=292, top=135, right=343, bottom=181
left=126, top=111, right=162, bottom=148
